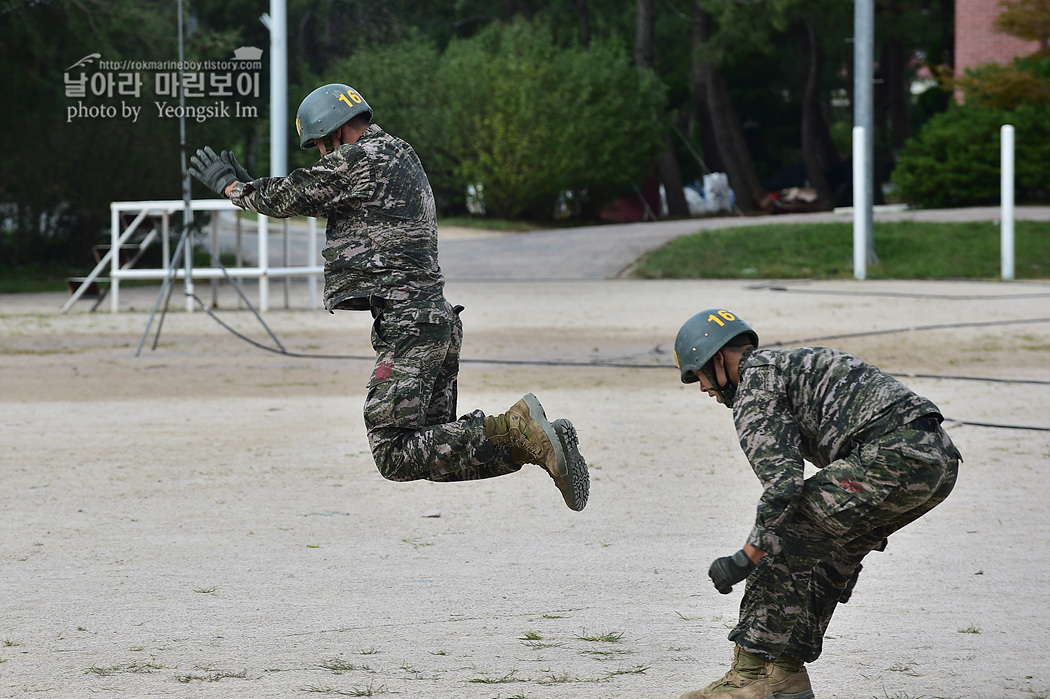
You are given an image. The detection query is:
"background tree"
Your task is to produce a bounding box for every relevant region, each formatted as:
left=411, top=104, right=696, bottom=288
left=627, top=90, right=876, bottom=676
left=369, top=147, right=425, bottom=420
left=950, top=0, right=1050, bottom=108
left=2, top=0, right=966, bottom=273
left=892, top=0, right=1050, bottom=208
left=635, top=0, right=688, bottom=218
left=0, top=0, right=241, bottom=268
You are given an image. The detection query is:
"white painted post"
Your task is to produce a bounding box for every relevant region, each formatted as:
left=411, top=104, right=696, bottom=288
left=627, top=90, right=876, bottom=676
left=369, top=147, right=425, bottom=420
left=258, top=214, right=270, bottom=311
left=110, top=205, right=120, bottom=312
left=308, top=217, right=318, bottom=309
left=852, top=126, right=867, bottom=281
left=161, top=211, right=170, bottom=269
left=1001, top=124, right=1015, bottom=281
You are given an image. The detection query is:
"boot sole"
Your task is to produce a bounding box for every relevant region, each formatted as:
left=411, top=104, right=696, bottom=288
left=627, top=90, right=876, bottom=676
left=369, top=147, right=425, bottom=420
left=552, top=418, right=589, bottom=511
left=772, top=690, right=815, bottom=699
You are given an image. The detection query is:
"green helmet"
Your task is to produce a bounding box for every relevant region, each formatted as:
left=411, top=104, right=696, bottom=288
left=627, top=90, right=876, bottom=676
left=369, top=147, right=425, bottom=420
left=295, top=83, right=372, bottom=150
left=674, top=308, right=759, bottom=388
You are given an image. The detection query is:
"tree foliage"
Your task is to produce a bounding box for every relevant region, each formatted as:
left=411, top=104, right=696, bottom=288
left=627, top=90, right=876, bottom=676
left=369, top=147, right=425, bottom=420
left=947, top=0, right=1050, bottom=109
left=440, top=21, right=665, bottom=219
left=0, top=0, right=244, bottom=266
left=994, top=0, right=1050, bottom=44
left=1, top=0, right=967, bottom=269
left=328, top=21, right=664, bottom=219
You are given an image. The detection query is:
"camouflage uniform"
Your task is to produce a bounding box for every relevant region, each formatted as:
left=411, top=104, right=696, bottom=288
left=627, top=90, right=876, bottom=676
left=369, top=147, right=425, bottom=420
left=228, top=124, right=519, bottom=482
left=726, top=346, right=961, bottom=663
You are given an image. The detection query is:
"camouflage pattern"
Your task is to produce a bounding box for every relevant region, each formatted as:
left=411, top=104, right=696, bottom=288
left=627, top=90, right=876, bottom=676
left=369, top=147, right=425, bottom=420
left=732, top=347, right=943, bottom=554
left=724, top=346, right=961, bottom=663
left=364, top=298, right=521, bottom=482
left=229, top=124, right=444, bottom=312
left=228, top=122, right=515, bottom=483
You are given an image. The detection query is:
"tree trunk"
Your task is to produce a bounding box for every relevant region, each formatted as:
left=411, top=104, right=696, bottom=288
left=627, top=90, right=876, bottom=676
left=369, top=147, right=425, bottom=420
left=505, top=0, right=533, bottom=20
left=578, top=0, right=591, bottom=48
left=636, top=0, right=690, bottom=217
left=792, top=20, right=838, bottom=209
left=694, top=6, right=766, bottom=213
left=940, top=0, right=955, bottom=68
left=634, top=0, right=654, bottom=67
left=690, top=1, right=727, bottom=175
left=884, top=39, right=911, bottom=150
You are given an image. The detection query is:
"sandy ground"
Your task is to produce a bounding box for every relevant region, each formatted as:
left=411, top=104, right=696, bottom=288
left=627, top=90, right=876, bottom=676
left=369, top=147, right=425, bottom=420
left=2, top=275, right=1050, bottom=699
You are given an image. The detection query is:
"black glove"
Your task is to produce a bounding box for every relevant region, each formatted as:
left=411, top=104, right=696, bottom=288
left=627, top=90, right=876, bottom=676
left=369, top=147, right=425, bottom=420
left=189, top=146, right=237, bottom=197
left=709, top=549, right=756, bottom=595
left=221, top=149, right=253, bottom=183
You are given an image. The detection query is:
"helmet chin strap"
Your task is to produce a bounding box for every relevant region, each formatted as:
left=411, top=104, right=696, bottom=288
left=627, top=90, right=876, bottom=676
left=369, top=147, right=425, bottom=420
left=700, top=359, right=738, bottom=409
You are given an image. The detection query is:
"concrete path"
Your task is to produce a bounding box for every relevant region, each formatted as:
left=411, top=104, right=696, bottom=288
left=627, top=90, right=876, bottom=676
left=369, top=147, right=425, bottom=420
left=437, top=206, right=1050, bottom=280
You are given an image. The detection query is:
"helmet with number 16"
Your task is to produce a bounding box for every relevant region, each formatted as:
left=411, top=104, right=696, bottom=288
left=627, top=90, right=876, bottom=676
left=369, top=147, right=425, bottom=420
left=674, top=309, right=759, bottom=385
left=295, top=83, right=372, bottom=150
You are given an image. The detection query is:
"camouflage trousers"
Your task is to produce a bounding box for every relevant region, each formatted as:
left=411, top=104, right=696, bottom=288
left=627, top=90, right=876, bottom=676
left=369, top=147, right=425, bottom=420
left=363, top=299, right=520, bottom=482
left=729, top=419, right=961, bottom=663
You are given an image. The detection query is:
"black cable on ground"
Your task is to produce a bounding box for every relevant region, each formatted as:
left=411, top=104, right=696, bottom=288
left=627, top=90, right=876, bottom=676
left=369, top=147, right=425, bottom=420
left=944, top=418, right=1050, bottom=432
left=187, top=292, right=1050, bottom=432
left=750, top=283, right=1050, bottom=301
left=764, top=316, right=1050, bottom=348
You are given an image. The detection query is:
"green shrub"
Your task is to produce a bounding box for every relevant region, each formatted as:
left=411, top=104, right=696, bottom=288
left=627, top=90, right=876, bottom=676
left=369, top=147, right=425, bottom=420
left=444, top=21, right=665, bottom=219
left=891, top=103, right=1050, bottom=208
left=324, top=35, right=463, bottom=211
left=325, top=21, right=665, bottom=220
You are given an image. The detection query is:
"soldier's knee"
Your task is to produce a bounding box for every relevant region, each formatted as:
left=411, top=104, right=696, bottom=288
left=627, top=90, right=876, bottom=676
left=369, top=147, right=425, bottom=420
left=368, top=429, right=418, bottom=482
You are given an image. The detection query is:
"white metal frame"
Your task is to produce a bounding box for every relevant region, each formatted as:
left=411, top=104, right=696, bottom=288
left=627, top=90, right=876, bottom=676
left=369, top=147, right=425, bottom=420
left=71, top=199, right=321, bottom=312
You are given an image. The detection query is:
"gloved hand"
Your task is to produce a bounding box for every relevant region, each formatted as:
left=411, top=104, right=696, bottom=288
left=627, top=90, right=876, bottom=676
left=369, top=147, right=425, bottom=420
left=189, top=146, right=237, bottom=197
left=709, top=549, right=756, bottom=594
left=221, top=149, right=253, bottom=183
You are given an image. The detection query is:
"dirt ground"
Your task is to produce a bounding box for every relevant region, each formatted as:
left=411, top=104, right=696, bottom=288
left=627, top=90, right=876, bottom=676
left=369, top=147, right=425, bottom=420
left=2, top=277, right=1049, bottom=699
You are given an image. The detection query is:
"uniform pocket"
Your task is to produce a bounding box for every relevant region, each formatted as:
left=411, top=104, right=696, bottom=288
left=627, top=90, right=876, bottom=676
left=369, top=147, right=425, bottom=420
left=799, top=442, right=893, bottom=537
left=364, top=351, right=424, bottom=431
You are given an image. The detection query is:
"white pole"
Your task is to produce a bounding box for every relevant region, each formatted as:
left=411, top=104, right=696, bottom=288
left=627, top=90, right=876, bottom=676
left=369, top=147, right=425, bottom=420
left=853, top=126, right=867, bottom=281
left=266, top=0, right=288, bottom=178
left=308, top=217, right=318, bottom=309
left=110, top=205, right=120, bottom=312
left=1001, top=124, right=1015, bottom=281
left=258, top=214, right=270, bottom=311
left=854, top=0, right=876, bottom=265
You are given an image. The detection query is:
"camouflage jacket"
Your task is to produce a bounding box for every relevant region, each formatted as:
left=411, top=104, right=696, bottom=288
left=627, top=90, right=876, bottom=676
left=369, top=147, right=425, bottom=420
left=229, top=124, right=444, bottom=312
left=732, top=347, right=939, bottom=553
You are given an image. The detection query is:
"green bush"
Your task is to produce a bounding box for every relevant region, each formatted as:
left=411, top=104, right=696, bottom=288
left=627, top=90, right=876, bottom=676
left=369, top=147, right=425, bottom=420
left=326, top=35, right=464, bottom=211
left=442, top=21, right=665, bottom=219
left=323, top=21, right=665, bottom=220
left=891, top=103, right=1050, bottom=208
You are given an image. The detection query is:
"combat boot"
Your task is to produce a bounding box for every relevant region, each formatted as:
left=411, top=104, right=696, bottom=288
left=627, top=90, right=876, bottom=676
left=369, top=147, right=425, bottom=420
left=679, top=646, right=771, bottom=699
left=484, top=394, right=588, bottom=511
left=768, top=655, right=814, bottom=699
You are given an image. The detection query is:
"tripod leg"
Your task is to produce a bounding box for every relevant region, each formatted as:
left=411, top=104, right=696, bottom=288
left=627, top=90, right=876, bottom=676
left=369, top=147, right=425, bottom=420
left=135, top=224, right=191, bottom=356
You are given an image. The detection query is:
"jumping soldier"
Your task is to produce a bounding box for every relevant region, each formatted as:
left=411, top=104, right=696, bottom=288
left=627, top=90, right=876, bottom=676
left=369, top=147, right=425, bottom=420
left=673, top=308, right=961, bottom=698
left=189, top=83, right=588, bottom=511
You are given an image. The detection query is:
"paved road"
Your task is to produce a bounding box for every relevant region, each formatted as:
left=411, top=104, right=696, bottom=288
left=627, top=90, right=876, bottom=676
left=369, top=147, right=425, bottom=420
left=207, top=205, right=1050, bottom=281
left=438, top=206, right=1050, bottom=280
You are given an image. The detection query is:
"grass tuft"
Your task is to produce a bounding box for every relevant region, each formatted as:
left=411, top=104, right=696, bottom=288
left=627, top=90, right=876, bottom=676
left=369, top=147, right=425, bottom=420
left=576, top=630, right=625, bottom=643
left=468, top=670, right=520, bottom=684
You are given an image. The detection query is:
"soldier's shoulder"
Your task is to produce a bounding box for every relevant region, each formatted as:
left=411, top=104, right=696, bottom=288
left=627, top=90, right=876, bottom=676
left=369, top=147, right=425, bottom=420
left=745, top=347, right=781, bottom=367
